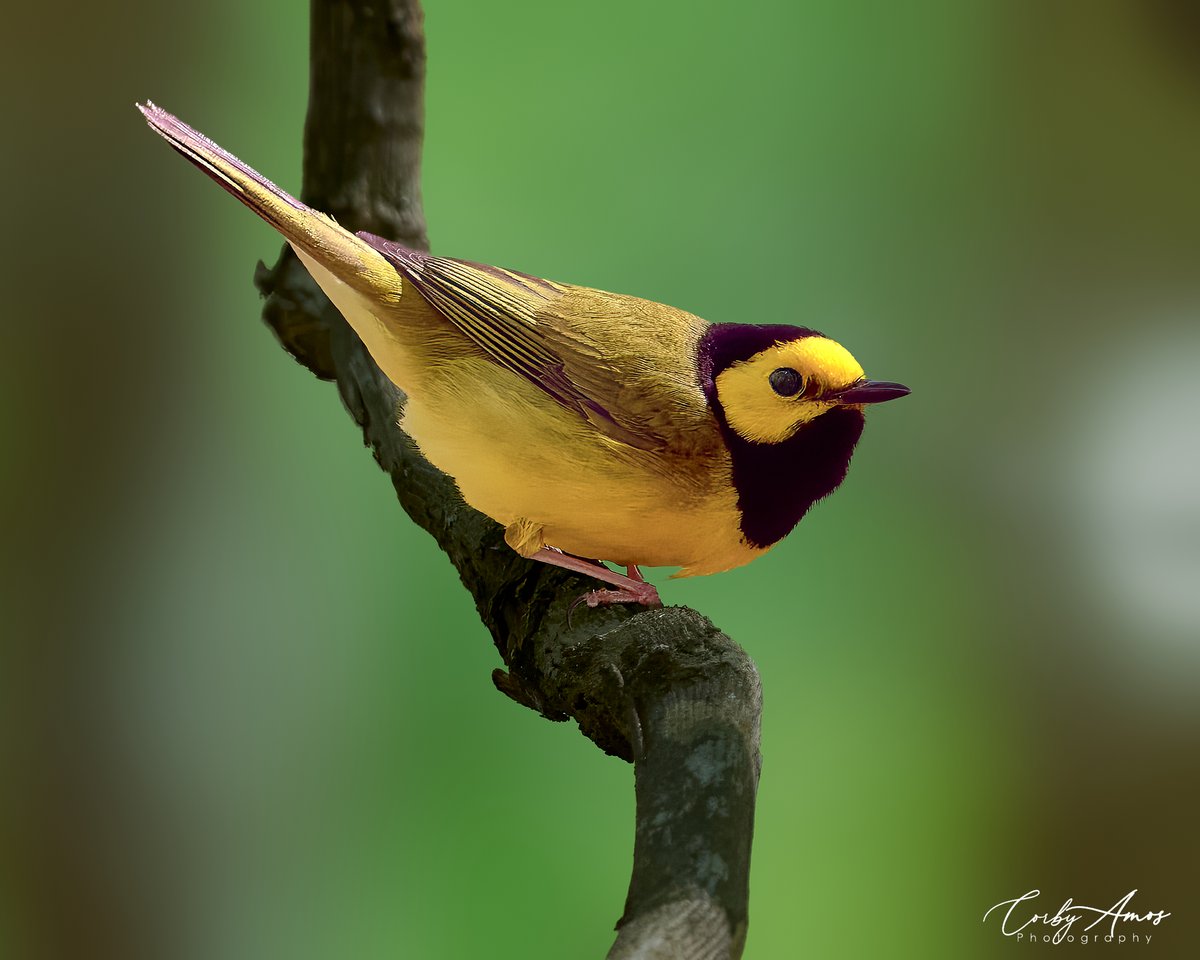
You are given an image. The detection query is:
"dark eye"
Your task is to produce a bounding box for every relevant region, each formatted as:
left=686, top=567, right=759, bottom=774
left=769, top=367, right=803, bottom=397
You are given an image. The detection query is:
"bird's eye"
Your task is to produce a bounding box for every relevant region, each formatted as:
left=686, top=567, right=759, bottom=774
left=769, top=367, right=803, bottom=397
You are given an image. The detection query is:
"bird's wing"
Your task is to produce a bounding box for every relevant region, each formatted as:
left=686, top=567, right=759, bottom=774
left=359, top=234, right=708, bottom=452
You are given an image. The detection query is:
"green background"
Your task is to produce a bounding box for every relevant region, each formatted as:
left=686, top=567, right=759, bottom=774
left=6, top=1, right=1198, bottom=957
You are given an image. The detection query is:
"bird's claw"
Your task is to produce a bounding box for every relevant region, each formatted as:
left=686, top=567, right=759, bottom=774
left=567, top=582, right=662, bottom=626
left=584, top=584, right=662, bottom=608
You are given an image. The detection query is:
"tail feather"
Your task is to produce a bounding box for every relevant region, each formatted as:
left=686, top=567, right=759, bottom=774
left=137, top=101, right=397, bottom=298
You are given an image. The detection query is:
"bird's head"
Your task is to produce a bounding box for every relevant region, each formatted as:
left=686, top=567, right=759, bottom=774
left=700, top=324, right=909, bottom=444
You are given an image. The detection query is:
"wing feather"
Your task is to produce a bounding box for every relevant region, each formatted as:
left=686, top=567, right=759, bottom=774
left=359, top=233, right=671, bottom=450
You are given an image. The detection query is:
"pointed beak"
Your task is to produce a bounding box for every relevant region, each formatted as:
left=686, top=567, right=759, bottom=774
left=835, top=380, right=911, bottom=405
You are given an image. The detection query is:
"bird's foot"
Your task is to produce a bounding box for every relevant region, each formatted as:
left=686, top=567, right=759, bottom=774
left=526, top=547, right=662, bottom=620
left=578, top=581, right=662, bottom=610
left=567, top=579, right=661, bottom=627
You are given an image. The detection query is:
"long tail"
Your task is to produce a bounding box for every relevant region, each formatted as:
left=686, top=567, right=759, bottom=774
left=137, top=102, right=397, bottom=299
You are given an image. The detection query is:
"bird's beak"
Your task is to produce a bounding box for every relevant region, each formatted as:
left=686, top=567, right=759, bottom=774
left=835, top=380, right=911, bottom=405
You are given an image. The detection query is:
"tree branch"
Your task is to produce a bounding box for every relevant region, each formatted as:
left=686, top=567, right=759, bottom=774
left=253, top=2, right=762, bottom=955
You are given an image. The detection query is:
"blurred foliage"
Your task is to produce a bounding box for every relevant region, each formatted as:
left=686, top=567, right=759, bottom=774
left=4, top=1, right=1197, bottom=957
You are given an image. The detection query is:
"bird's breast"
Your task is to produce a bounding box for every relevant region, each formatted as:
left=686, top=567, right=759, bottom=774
left=722, top=407, right=866, bottom=549
left=396, top=356, right=759, bottom=574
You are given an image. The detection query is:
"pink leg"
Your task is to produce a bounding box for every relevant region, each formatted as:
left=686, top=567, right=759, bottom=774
left=528, top=547, right=662, bottom=609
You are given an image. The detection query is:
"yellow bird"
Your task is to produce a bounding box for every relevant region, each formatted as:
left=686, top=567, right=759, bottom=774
left=140, top=103, right=909, bottom=608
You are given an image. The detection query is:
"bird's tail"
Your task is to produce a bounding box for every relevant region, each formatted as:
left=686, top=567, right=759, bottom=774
left=137, top=101, right=397, bottom=299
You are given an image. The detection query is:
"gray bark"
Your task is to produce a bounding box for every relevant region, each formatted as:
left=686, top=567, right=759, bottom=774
left=253, top=3, right=762, bottom=955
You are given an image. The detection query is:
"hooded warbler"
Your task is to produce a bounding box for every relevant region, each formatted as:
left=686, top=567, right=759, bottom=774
left=140, top=103, right=909, bottom=608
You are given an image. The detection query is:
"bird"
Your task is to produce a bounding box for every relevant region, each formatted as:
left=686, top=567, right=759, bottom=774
left=139, top=102, right=909, bottom=609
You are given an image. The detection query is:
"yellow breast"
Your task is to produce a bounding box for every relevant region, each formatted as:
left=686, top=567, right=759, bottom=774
left=398, top=355, right=763, bottom=577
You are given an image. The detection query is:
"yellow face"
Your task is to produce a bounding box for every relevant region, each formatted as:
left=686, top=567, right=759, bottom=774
left=714, top=336, right=866, bottom=443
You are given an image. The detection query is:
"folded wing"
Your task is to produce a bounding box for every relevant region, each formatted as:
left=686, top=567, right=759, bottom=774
left=360, top=234, right=705, bottom=452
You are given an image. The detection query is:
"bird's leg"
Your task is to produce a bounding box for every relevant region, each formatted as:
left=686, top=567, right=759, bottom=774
left=527, top=547, right=662, bottom=609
